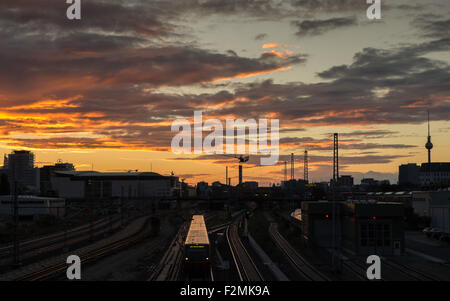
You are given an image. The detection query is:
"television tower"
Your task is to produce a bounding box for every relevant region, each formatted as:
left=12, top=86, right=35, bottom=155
left=425, top=110, right=433, bottom=164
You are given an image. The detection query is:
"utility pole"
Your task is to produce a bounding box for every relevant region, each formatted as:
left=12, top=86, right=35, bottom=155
left=304, top=150, right=309, bottom=184
left=238, top=165, right=243, bottom=186
left=333, top=134, right=339, bottom=183
left=290, top=153, right=294, bottom=180
left=120, top=186, right=124, bottom=228
left=63, top=202, right=68, bottom=252
left=12, top=177, right=20, bottom=267
left=89, top=181, right=94, bottom=242
left=304, top=150, right=309, bottom=202
left=284, top=161, right=287, bottom=182
left=226, top=166, right=228, bottom=185
left=332, top=133, right=341, bottom=273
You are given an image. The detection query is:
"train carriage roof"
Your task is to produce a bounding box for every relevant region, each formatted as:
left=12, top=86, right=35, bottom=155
left=185, top=215, right=209, bottom=245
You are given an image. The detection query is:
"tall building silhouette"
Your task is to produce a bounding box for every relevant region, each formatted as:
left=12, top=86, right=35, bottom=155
left=3, top=150, right=39, bottom=193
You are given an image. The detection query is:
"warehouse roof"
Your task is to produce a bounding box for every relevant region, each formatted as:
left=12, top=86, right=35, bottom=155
left=53, top=170, right=172, bottom=180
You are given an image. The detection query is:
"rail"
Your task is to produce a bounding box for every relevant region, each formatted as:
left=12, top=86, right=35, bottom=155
left=226, top=223, right=264, bottom=281
left=269, top=223, right=329, bottom=281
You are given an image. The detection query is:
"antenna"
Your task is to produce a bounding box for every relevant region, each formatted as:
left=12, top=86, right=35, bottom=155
left=290, top=153, right=294, bottom=180
left=284, top=161, right=287, bottom=182
left=226, top=166, right=228, bottom=185
left=304, top=150, right=309, bottom=184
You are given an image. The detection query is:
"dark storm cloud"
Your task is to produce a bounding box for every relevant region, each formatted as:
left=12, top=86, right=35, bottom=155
left=176, top=0, right=288, bottom=19
left=0, top=39, right=305, bottom=104
left=201, top=38, right=450, bottom=125
left=0, top=0, right=448, bottom=157
left=0, top=1, right=308, bottom=103
left=413, top=16, right=450, bottom=39
left=291, top=0, right=369, bottom=12
left=339, top=130, right=398, bottom=139
left=292, top=16, right=357, bottom=37
left=0, top=0, right=172, bottom=37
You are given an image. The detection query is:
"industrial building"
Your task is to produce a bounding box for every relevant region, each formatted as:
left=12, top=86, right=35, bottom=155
left=50, top=171, right=178, bottom=201
left=297, top=200, right=405, bottom=256
left=0, top=195, right=65, bottom=219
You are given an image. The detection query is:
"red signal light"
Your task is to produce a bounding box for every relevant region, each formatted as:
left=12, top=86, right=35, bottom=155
left=372, top=216, right=376, bottom=220
left=325, top=214, right=329, bottom=219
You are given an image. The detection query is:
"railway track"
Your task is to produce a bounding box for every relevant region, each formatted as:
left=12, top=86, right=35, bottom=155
left=208, top=222, right=232, bottom=234
left=15, top=217, right=151, bottom=281
left=0, top=216, right=122, bottom=265
left=382, top=258, right=441, bottom=281
left=342, top=259, right=369, bottom=281
left=210, top=266, right=214, bottom=281
left=226, top=223, right=264, bottom=281
left=149, top=222, right=188, bottom=281
left=269, top=223, right=329, bottom=281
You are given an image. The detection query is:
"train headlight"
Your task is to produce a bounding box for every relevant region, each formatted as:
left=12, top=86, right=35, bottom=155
left=206, top=257, right=209, bottom=261
left=185, top=257, right=189, bottom=261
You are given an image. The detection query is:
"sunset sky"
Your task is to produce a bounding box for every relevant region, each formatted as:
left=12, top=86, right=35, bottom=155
left=0, top=0, right=449, bottom=185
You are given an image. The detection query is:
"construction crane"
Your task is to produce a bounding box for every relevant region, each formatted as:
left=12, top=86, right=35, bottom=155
left=221, top=154, right=249, bottom=186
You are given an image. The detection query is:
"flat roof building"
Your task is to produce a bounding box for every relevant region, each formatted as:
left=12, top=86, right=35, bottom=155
left=3, top=150, right=40, bottom=193
left=50, top=171, right=178, bottom=201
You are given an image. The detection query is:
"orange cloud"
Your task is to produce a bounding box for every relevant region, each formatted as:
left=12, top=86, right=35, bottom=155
left=267, top=50, right=286, bottom=59
left=213, top=66, right=292, bottom=82
left=262, top=43, right=279, bottom=49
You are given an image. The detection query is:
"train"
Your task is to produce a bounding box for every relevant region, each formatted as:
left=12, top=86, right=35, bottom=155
left=183, top=215, right=210, bottom=274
